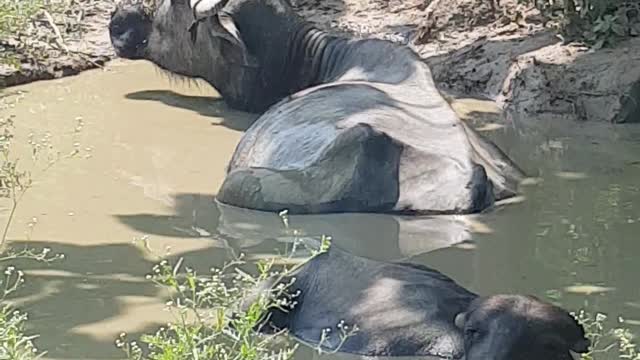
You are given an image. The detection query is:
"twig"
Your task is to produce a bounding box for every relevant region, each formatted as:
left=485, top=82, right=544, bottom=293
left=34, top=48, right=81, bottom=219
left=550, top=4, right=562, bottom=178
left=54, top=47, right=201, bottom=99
left=412, top=0, right=444, bottom=45
left=42, top=9, right=69, bottom=53
left=70, top=50, right=107, bottom=68
left=422, top=0, right=443, bottom=17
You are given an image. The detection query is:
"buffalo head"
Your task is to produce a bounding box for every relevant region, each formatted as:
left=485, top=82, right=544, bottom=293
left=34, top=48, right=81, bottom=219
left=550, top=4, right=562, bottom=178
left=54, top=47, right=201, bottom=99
left=108, top=0, right=283, bottom=111
left=455, top=295, right=591, bottom=360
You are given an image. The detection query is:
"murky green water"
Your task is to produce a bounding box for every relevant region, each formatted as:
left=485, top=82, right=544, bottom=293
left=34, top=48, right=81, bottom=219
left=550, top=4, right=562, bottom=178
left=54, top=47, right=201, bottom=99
left=1, top=61, right=639, bottom=359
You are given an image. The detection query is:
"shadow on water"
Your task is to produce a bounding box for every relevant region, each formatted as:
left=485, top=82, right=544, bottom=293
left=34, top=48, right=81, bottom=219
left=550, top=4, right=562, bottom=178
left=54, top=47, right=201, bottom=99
left=10, top=141, right=640, bottom=360
left=9, top=201, right=479, bottom=359
left=6, top=242, right=170, bottom=359
left=125, top=90, right=258, bottom=131
left=114, top=193, right=221, bottom=239
left=6, top=238, right=245, bottom=359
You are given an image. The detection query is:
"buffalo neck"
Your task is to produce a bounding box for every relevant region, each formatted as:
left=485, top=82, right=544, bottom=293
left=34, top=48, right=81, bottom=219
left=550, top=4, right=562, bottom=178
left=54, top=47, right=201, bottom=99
left=228, top=0, right=343, bottom=110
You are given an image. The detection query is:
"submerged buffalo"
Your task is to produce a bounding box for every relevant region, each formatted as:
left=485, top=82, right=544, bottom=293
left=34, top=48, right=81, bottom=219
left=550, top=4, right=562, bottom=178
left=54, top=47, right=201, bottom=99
left=248, top=242, right=591, bottom=359
left=109, top=0, right=525, bottom=214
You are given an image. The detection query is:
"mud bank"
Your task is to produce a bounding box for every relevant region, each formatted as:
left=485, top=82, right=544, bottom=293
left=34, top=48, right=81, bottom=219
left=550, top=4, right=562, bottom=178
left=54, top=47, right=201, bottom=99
left=2, top=0, right=639, bottom=123
left=296, top=0, right=640, bottom=123
left=427, top=33, right=640, bottom=123
left=0, top=0, right=114, bottom=88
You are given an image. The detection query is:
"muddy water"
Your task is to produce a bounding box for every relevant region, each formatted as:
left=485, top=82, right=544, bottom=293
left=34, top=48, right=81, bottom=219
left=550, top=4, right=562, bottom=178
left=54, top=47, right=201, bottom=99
left=1, top=60, right=639, bottom=359
left=0, top=60, right=255, bottom=359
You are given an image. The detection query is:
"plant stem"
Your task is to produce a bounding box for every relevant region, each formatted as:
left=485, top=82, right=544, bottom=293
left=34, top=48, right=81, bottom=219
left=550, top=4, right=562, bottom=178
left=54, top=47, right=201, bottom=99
left=0, top=197, right=18, bottom=250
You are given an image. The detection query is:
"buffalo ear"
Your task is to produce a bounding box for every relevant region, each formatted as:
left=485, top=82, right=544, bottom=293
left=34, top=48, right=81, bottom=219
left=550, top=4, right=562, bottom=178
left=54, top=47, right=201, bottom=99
left=567, top=317, right=591, bottom=353
left=216, top=12, right=242, bottom=44
left=189, top=0, right=258, bottom=67
left=190, top=0, right=228, bottom=18
left=454, top=312, right=467, bottom=329
left=553, top=312, right=591, bottom=354
left=189, top=0, right=238, bottom=44
left=570, top=338, right=591, bottom=354
left=211, top=13, right=258, bottom=67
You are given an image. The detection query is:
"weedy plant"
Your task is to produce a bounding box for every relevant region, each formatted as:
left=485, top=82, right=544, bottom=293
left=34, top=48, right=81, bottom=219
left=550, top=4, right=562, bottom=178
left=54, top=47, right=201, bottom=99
left=117, top=253, right=302, bottom=360
left=119, top=237, right=307, bottom=360
left=118, top=212, right=357, bottom=360
left=0, top=0, right=48, bottom=37
left=521, top=0, right=640, bottom=48
left=0, top=0, right=58, bottom=66
left=575, top=310, right=640, bottom=360
left=0, top=247, right=63, bottom=360
left=0, top=0, right=91, bottom=67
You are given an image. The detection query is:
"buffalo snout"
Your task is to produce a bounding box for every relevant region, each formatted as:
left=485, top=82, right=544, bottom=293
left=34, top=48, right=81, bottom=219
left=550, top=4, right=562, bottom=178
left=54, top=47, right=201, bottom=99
left=109, top=4, right=152, bottom=59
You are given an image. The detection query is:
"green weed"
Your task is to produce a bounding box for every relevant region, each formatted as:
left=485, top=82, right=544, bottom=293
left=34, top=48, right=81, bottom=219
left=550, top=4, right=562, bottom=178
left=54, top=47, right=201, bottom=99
left=117, top=235, right=344, bottom=360
left=0, top=0, right=87, bottom=67
left=576, top=310, right=640, bottom=360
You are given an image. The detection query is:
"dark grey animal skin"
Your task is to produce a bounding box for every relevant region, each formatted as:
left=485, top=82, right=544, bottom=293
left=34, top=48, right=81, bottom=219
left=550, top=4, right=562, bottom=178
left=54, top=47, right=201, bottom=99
left=254, top=243, right=591, bottom=359
left=109, top=0, right=526, bottom=215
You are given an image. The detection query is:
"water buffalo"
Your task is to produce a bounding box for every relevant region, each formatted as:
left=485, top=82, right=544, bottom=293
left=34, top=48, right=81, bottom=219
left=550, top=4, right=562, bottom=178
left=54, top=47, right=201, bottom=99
left=249, top=241, right=591, bottom=359
left=109, top=0, right=525, bottom=214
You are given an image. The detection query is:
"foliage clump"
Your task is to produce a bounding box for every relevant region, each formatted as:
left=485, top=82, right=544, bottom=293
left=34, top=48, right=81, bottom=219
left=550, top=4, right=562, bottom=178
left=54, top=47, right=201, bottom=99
left=0, top=248, right=63, bottom=360
left=0, top=267, right=40, bottom=360
left=575, top=310, right=640, bottom=360
left=117, top=236, right=338, bottom=360
left=522, top=0, right=640, bottom=48
left=118, top=256, right=298, bottom=360
left=0, top=0, right=89, bottom=67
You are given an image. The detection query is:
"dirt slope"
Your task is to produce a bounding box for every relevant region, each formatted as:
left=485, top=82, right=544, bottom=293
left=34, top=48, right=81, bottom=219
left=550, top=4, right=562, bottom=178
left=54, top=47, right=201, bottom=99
left=2, top=0, right=638, bottom=123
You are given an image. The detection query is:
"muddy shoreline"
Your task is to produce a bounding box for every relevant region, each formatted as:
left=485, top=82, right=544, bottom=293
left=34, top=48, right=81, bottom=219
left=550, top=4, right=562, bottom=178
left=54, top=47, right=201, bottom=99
left=1, top=0, right=638, bottom=123
left=296, top=0, right=640, bottom=123
left=0, top=0, right=114, bottom=88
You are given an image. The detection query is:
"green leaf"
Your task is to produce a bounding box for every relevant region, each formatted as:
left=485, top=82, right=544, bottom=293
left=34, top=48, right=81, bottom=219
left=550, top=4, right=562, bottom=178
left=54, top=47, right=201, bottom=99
left=593, top=38, right=606, bottom=50
left=612, top=23, right=627, bottom=36
left=593, top=19, right=605, bottom=33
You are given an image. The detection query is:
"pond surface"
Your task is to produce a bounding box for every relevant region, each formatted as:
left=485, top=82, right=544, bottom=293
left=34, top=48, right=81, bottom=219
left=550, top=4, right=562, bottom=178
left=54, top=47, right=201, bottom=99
left=1, top=60, right=639, bottom=359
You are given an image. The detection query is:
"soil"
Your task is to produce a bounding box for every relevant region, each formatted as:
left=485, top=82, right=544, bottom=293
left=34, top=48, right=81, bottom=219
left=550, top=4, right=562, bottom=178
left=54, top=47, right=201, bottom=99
left=1, top=0, right=639, bottom=123
left=295, top=0, right=640, bottom=123
left=0, top=0, right=114, bottom=88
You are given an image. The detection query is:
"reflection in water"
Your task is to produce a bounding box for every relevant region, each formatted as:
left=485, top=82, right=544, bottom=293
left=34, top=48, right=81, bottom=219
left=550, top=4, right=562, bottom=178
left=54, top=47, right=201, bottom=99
left=214, top=201, right=480, bottom=261
left=115, top=195, right=482, bottom=261
left=1, top=61, right=639, bottom=359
